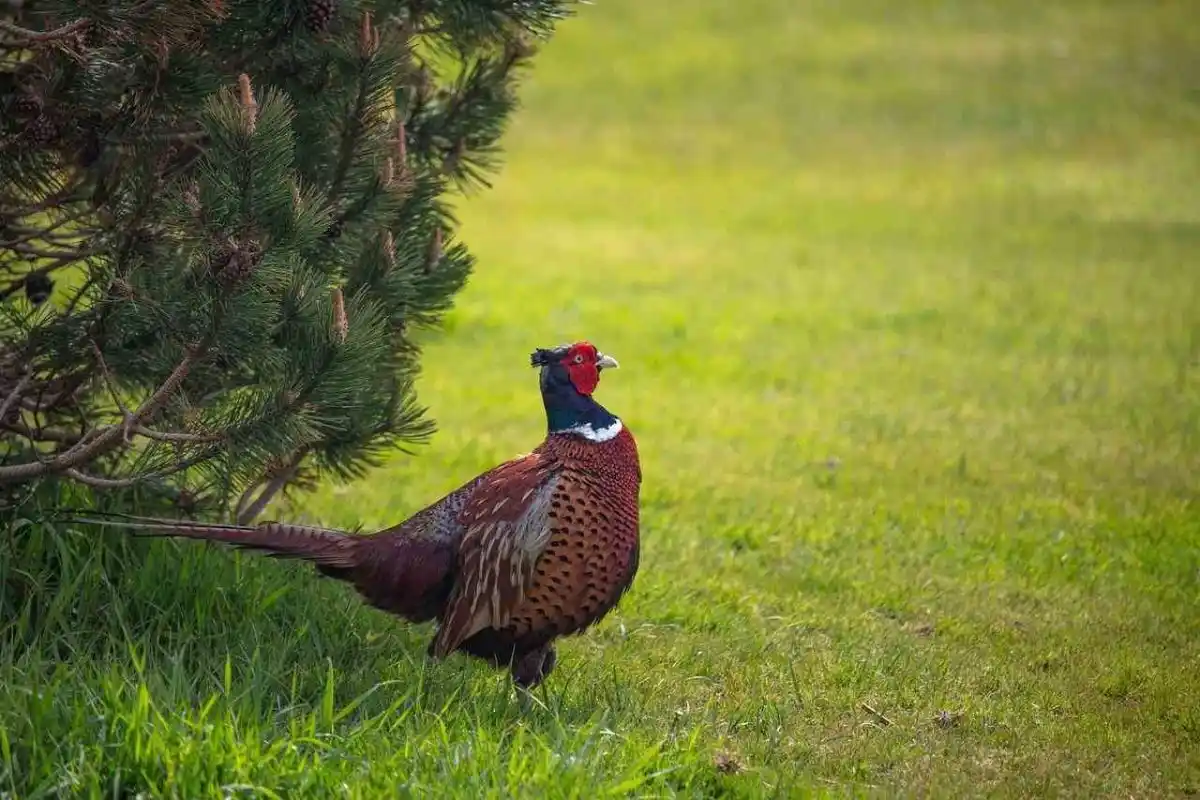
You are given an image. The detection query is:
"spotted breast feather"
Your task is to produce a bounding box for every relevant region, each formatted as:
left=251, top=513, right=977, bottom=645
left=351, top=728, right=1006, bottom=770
left=437, top=425, right=641, bottom=678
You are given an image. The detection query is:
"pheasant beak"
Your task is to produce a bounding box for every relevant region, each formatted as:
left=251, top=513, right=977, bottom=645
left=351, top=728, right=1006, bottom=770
left=596, top=353, right=619, bottom=370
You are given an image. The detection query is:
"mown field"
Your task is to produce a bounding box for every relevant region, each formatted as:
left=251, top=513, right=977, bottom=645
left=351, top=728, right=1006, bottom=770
left=3, top=0, right=1199, bottom=796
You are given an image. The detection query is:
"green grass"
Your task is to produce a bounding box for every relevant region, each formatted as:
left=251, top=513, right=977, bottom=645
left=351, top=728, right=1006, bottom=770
left=4, top=0, right=1200, bottom=795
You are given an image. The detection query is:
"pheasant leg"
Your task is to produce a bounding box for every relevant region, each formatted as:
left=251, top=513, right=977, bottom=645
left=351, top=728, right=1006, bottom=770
left=511, top=644, right=557, bottom=689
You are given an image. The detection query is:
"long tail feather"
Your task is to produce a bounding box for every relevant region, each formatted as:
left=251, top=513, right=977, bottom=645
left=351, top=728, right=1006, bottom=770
left=71, top=514, right=362, bottom=569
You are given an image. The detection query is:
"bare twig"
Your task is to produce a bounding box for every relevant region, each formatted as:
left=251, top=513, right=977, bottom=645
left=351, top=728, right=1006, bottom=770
left=861, top=703, right=894, bottom=727
left=65, top=446, right=211, bottom=488
left=133, top=425, right=222, bottom=444
left=0, top=184, right=87, bottom=217
left=61, top=425, right=103, bottom=450
left=236, top=447, right=308, bottom=524
left=8, top=242, right=102, bottom=260
left=89, top=338, right=135, bottom=441
left=4, top=217, right=96, bottom=246
left=142, top=129, right=208, bottom=143
left=0, top=17, right=90, bottom=44
left=13, top=370, right=86, bottom=415
left=64, top=468, right=144, bottom=489
left=233, top=478, right=258, bottom=521
left=7, top=216, right=87, bottom=235
left=62, top=273, right=98, bottom=317
left=0, top=371, right=31, bottom=422
left=1, top=421, right=82, bottom=445
left=10, top=230, right=96, bottom=248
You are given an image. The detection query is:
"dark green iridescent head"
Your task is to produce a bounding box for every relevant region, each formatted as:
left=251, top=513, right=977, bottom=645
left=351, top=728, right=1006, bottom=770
left=529, top=341, right=622, bottom=441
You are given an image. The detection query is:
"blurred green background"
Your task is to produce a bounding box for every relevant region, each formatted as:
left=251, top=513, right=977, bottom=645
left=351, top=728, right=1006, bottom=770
left=4, top=0, right=1198, bottom=796
left=310, top=0, right=1200, bottom=527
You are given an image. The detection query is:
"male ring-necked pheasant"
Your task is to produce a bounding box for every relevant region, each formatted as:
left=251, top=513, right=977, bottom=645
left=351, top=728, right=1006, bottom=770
left=80, top=342, right=640, bottom=688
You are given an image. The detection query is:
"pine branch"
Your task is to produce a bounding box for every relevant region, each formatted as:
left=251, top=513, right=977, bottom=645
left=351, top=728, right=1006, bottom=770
left=0, top=18, right=90, bottom=44
left=64, top=468, right=145, bottom=489
left=0, top=370, right=30, bottom=422
left=0, top=186, right=88, bottom=217
left=0, top=343, right=207, bottom=485
left=1, top=0, right=580, bottom=510
left=87, top=337, right=135, bottom=441
left=2, top=206, right=95, bottom=244
left=133, top=426, right=223, bottom=444
left=1, top=421, right=82, bottom=446
left=64, top=447, right=212, bottom=489
left=7, top=241, right=100, bottom=261
left=235, top=446, right=308, bottom=524
left=61, top=273, right=98, bottom=316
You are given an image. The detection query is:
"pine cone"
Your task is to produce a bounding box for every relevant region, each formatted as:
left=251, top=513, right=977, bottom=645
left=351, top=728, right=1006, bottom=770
left=10, top=91, right=42, bottom=118
left=154, top=142, right=181, bottom=177
left=304, top=0, right=338, bottom=33
left=182, top=182, right=202, bottom=219
left=24, top=114, right=59, bottom=145
left=210, top=238, right=263, bottom=288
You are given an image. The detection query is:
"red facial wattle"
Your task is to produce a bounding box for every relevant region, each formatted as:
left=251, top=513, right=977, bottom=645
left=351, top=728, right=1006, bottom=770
left=562, top=343, right=600, bottom=396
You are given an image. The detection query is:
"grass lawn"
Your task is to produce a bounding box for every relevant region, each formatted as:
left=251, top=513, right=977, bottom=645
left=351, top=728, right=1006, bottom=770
left=3, top=0, right=1200, bottom=796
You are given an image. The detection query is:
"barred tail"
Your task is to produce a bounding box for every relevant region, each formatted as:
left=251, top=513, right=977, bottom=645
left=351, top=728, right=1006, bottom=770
left=72, top=514, right=362, bottom=569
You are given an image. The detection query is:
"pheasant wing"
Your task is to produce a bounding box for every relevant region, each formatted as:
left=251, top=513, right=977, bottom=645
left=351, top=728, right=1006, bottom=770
left=431, top=452, right=561, bottom=657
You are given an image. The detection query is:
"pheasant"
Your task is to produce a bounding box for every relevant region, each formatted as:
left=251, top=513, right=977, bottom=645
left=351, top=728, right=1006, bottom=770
left=78, top=341, right=640, bottom=688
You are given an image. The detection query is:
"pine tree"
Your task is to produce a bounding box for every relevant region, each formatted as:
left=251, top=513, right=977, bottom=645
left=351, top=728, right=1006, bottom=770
left=0, top=0, right=574, bottom=520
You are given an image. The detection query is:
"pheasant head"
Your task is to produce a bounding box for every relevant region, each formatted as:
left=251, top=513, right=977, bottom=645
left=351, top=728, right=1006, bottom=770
left=530, top=341, right=622, bottom=442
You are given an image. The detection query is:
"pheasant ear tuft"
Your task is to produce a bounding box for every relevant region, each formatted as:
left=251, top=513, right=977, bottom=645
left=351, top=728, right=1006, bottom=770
left=530, top=347, right=564, bottom=367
